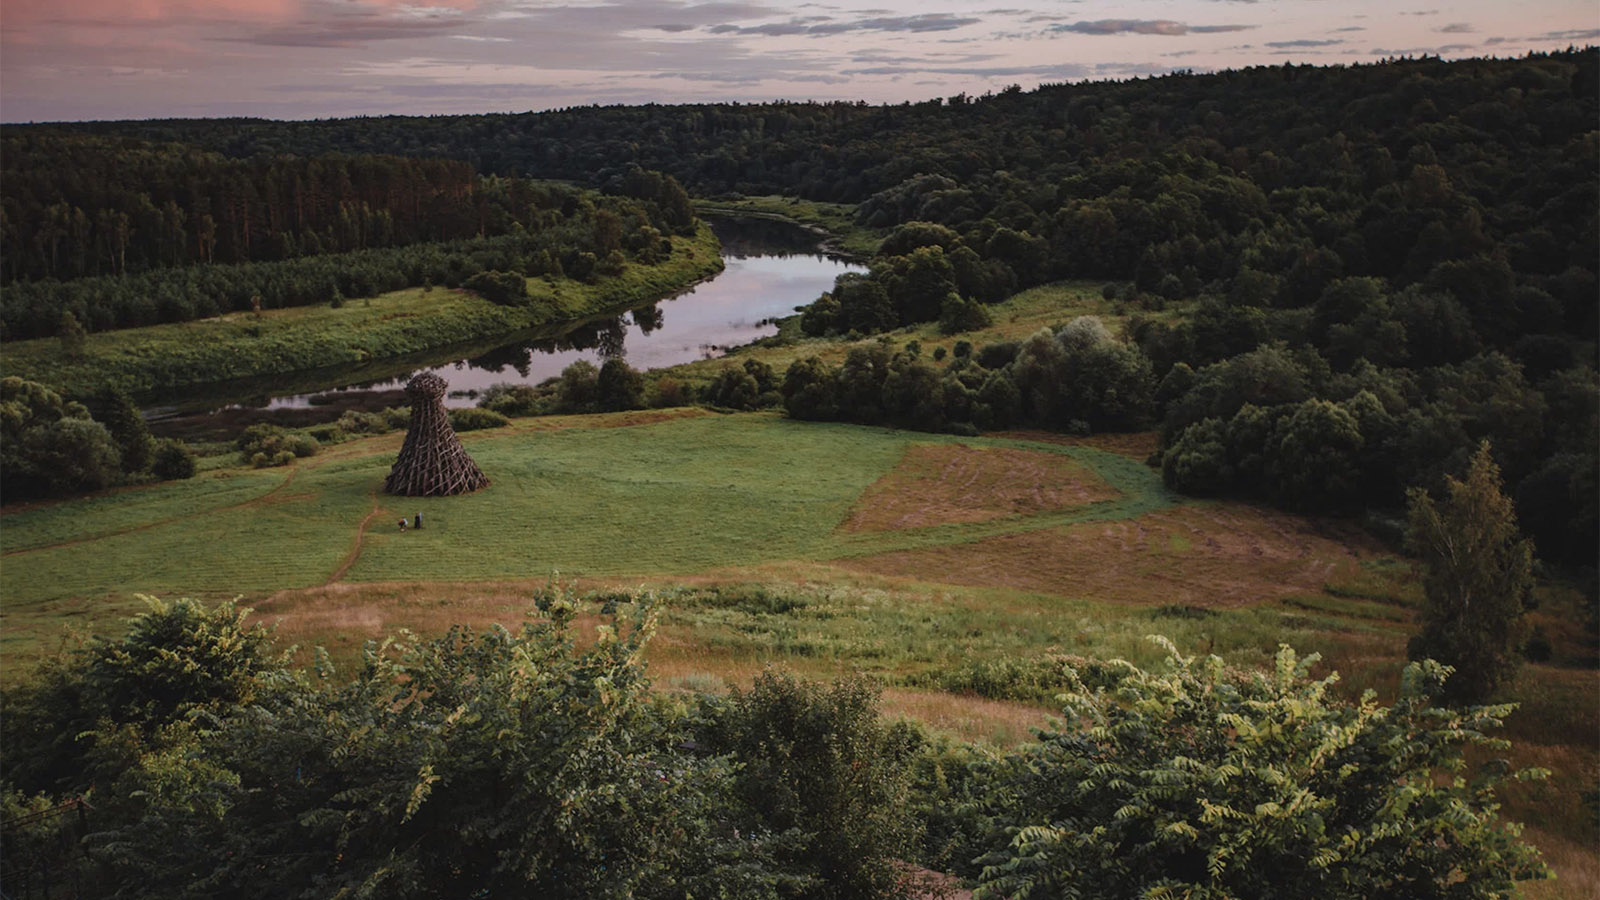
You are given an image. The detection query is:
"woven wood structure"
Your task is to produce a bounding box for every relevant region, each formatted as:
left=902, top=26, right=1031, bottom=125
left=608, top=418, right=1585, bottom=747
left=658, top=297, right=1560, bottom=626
left=383, top=373, right=489, bottom=497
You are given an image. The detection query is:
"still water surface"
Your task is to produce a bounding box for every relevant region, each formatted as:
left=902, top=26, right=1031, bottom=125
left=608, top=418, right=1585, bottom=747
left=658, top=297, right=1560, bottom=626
left=151, top=217, right=863, bottom=419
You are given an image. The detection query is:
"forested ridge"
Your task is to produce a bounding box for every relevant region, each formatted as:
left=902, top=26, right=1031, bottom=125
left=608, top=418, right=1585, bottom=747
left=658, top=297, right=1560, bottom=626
left=0, top=134, right=699, bottom=339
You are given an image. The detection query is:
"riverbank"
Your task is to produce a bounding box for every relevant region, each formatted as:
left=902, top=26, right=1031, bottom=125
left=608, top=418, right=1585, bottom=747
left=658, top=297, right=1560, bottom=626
left=695, top=196, right=884, bottom=259
left=0, top=224, right=723, bottom=398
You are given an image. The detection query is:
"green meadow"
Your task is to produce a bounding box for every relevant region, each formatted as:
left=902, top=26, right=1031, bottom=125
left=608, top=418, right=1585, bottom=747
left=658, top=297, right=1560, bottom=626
left=0, top=412, right=1173, bottom=606
left=2, top=409, right=1595, bottom=892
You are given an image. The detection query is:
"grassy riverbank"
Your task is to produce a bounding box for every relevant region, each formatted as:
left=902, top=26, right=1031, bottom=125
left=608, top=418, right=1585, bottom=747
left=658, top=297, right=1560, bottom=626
left=0, top=224, right=722, bottom=398
left=696, top=195, right=885, bottom=258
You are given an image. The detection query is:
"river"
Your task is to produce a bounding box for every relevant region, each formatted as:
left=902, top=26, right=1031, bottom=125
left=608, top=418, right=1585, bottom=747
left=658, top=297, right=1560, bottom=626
left=147, top=216, right=864, bottom=435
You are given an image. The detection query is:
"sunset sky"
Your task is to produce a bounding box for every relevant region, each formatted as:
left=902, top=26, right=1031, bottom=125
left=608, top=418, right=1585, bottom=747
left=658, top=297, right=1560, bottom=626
left=3, top=0, right=1596, bottom=122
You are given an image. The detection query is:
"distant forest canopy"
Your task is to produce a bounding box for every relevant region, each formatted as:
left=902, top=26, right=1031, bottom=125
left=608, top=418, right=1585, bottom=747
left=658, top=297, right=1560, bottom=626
left=0, top=134, right=697, bottom=338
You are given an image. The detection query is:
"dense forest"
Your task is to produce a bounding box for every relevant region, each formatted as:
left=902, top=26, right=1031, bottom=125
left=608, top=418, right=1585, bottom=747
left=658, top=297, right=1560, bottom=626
left=0, top=137, right=697, bottom=339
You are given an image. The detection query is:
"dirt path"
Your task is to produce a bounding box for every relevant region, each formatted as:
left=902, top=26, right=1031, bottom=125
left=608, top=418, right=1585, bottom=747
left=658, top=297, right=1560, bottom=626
left=324, top=488, right=383, bottom=587
left=2, top=467, right=300, bottom=558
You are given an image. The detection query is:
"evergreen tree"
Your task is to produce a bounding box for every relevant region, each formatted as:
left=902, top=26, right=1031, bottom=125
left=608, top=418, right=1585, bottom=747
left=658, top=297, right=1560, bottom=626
left=95, top=386, right=155, bottom=474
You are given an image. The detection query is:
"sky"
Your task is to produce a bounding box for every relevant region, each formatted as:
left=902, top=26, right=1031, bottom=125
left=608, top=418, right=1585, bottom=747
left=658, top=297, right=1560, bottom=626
left=2, top=0, right=1596, bottom=122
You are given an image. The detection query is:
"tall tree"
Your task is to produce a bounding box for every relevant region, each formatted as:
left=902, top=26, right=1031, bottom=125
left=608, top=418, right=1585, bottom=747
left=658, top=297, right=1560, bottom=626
left=1406, top=441, right=1535, bottom=704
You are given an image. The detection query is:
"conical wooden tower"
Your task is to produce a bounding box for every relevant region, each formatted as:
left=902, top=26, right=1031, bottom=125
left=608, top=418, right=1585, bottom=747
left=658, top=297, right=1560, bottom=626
left=384, top=373, right=489, bottom=497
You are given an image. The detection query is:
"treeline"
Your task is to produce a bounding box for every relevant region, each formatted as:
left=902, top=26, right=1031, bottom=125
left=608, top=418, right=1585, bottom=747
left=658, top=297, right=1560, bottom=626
left=774, top=308, right=1595, bottom=566
left=0, top=595, right=1548, bottom=898
left=1, top=135, right=484, bottom=282
left=1, top=162, right=699, bottom=340
left=0, top=376, right=195, bottom=500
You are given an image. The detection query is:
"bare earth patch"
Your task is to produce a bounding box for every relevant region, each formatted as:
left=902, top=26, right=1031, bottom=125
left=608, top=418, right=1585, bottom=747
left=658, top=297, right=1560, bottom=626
left=839, top=443, right=1120, bottom=533
left=839, top=502, right=1381, bottom=608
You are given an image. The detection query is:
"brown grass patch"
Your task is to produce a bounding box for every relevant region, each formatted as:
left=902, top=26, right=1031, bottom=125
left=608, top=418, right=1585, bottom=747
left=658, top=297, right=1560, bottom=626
left=840, top=502, right=1381, bottom=608
left=991, top=429, right=1161, bottom=460
left=879, top=688, right=1049, bottom=746
left=840, top=443, right=1120, bottom=533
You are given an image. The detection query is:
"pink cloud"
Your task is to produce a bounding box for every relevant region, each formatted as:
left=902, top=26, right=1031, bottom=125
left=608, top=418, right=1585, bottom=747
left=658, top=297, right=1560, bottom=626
left=3, top=0, right=477, bottom=31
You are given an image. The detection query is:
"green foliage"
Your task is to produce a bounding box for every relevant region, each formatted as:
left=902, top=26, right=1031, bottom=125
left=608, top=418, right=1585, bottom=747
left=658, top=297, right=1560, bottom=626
left=781, top=356, right=839, bottom=421
left=971, top=638, right=1551, bottom=899
left=1407, top=442, right=1536, bottom=704
left=597, top=357, right=646, bottom=411
left=704, top=364, right=763, bottom=410
left=447, top=406, right=509, bottom=431
left=937, top=292, right=992, bottom=335
left=234, top=423, right=316, bottom=465
left=555, top=359, right=600, bottom=412
left=58, top=310, right=87, bottom=357
left=1, top=596, right=276, bottom=795
left=697, top=668, right=918, bottom=899
left=478, top=381, right=545, bottom=416
left=150, top=437, right=196, bottom=480
left=0, top=376, right=120, bottom=499
left=5, top=593, right=820, bottom=899
left=463, top=268, right=530, bottom=305
left=93, top=386, right=155, bottom=474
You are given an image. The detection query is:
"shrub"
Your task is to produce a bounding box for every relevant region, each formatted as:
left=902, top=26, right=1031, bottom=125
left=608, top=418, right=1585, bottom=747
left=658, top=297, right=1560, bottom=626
left=1, top=376, right=121, bottom=498
left=1407, top=442, right=1535, bottom=704
left=336, top=409, right=392, bottom=434
left=479, top=383, right=543, bottom=416
left=650, top=377, right=691, bottom=408
left=464, top=269, right=530, bottom=305
left=969, top=639, right=1550, bottom=899
left=704, top=365, right=761, bottom=410
left=556, top=360, right=600, bottom=412
left=19, top=417, right=122, bottom=496
left=0, top=596, right=276, bottom=795
left=150, top=438, right=197, bottom=480
left=697, top=669, right=917, bottom=899
left=938, top=293, right=992, bottom=335
left=235, top=423, right=316, bottom=463
left=597, top=358, right=646, bottom=411
left=449, top=407, right=510, bottom=431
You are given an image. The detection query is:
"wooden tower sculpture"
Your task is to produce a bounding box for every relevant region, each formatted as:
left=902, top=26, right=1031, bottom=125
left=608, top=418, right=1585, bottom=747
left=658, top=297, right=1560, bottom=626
left=383, top=373, right=489, bottom=496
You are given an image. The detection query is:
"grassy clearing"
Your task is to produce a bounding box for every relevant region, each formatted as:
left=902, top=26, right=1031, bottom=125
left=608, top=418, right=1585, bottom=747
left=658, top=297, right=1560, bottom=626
left=2, top=408, right=1593, bottom=895
left=1, top=226, right=723, bottom=397
left=1, top=414, right=1173, bottom=614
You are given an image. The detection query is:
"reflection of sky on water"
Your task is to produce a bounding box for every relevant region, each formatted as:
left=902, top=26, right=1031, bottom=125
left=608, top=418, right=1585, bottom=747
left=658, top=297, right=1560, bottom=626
left=264, top=248, right=864, bottom=409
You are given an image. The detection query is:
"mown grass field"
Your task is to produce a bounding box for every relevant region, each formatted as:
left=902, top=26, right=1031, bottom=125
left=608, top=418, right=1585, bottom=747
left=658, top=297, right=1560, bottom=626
left=2, top=409, right=1594, bottom=896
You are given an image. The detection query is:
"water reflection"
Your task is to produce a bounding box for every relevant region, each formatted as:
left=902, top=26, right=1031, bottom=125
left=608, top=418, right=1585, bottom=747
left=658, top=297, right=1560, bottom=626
left=146, top=216, right=864, bottom=428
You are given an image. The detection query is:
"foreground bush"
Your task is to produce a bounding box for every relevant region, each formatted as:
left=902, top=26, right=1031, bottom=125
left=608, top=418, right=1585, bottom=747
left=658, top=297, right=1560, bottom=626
left=697, top=669, right=919, bottom=900
left=0, top=594, right=905, bottom=899
left=970, top=639, right=1550, bottom=899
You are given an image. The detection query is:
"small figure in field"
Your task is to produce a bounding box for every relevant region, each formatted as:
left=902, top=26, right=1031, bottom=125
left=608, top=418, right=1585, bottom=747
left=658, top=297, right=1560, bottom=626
left=398, top=518, right=408, bottom=531
left=413, top=512, right=423, bottom=530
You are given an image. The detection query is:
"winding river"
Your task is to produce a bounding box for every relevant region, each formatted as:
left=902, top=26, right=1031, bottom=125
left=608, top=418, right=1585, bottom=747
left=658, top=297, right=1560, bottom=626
left=146, top=217, right=864, bottom=431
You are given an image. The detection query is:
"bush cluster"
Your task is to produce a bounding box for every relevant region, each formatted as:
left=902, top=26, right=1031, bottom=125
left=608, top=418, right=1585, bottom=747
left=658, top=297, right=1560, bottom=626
left=0, top=598, right=1552, bottom=899
left=1, top=376, right=195, bottom=500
